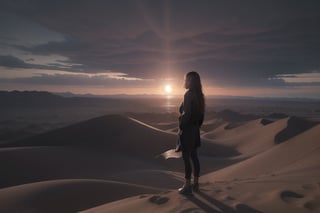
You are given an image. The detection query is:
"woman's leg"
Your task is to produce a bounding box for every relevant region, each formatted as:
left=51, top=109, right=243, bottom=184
left=182, top=151, right=192, bottom=179
left=190, top=149, right=200, bottom=178
left=179, top=151, right=193, bottom=194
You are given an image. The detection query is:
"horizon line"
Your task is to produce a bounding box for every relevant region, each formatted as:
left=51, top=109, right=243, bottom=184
left=1, top=89, right=320, bottom=100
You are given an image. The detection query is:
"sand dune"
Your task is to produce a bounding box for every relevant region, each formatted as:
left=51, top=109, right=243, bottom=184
left=2, top=115, right=176, bottom=159
left=81, top=122, right=320, bottom=213
left=0, top=113, right=319, bottom=213
left=81, top=183, right=266, bottom=213
left=0, top=146, right=166, bottom=189
left=0, top=179, right=160, bottom=213
left=127, top=112, right=179, bottom=132
left=202, top=124, right=320, bottom=181
left=274, top=116, right=318, bottom=144
left=82, top=176, right=320, bottom=213
left=203, top=118, right=288, bottom=156
left=203, top=116, right=318, bottom=157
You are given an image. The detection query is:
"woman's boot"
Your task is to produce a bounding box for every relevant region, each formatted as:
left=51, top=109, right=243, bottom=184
left=179, top=179, right=192, bottom=194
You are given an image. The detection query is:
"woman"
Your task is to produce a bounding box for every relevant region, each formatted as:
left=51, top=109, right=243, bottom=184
left=178, top=71, right=205, bottom=194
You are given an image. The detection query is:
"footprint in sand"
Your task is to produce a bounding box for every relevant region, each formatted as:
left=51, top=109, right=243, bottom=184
left=280, top=189, right=320, bottom=211
left=235, top=204, right=263, bottom=213
left=149, top=195, right=169, bottom=205
left=302, top=184, right=317, bottom=191
left=280, top=191, right=304, bottom=203
left=224, top=195, right=235, bottom=201
left=304, top=198, right=320, bottom=211
left=180, top=207, right=205, bottom=213
left=218, top=194, right=236, bottom=202
left=214, top=189, right=222, bottom=193
left=300, top=183, right=320, bottom=210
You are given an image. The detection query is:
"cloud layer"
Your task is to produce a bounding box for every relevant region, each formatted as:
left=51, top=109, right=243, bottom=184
left=1, top=0, right=320, bottom=97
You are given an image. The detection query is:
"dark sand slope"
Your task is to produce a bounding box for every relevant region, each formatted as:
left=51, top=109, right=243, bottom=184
left=0, top=114, right=237, bottom=212
left=0, top=115, right=175, bottom=159
left=0, top=115, right=182, bottom=212
left=1, top=113, right=319, bottom=213
left=0, top=146, right=171, bottom=188
left=0, top=179, right=160, bottom=213
left=0, top=114, right=237, bottom=187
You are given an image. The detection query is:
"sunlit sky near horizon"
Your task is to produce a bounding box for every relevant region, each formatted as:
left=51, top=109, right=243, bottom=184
left=0, top=0, right=320, bottom=98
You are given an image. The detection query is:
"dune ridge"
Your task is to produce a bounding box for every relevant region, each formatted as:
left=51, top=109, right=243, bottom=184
left=0, top=179, right=160, bottom=213
left=0, top=115, right=176, bottom=159
left=202, top=124, right=320, bottom=181
left=0, top=113, right=319, bottom=213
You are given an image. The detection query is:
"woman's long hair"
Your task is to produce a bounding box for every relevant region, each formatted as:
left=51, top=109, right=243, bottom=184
left=186, top=71, right=205, bottom=113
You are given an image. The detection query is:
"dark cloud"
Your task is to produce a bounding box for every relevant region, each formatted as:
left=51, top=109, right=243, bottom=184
left=0, top=73, right=151, bottom=88
left=0, top=54, right=82, bottom=71
left=1, top=0, right=320, bottom=94
left=14, top=39, right=88, bottom=56
left=0, top=55, right=31, bottom=68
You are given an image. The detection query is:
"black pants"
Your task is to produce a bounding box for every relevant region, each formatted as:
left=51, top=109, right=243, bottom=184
left=182, top=149, right=200, bottom=179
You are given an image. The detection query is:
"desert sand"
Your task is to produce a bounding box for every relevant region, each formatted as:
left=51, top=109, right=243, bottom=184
left=0, top=112, right=319, bottom=213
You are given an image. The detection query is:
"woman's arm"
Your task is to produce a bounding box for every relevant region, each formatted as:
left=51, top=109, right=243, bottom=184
left=179, top=91, right=192, bottom=130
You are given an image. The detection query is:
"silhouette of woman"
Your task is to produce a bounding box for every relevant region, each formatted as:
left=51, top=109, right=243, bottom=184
left=178, top=71, right=205, bottom=194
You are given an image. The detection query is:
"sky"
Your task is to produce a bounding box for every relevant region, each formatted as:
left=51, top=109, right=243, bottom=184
left=0, top=0, right=320, bottom=98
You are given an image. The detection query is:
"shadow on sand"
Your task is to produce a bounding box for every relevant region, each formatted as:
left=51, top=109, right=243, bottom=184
left=183, top=190, right=263, bottom=213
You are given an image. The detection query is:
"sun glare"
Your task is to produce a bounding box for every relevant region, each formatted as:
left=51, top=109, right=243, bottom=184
left=165, top=84, right=172, bottom=93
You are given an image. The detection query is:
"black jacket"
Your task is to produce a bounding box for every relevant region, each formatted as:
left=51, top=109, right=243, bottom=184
left=178, top=89, right=204, bottom=151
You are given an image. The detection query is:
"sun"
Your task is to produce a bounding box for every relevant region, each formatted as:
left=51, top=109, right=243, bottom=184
left=164, top=84, right=172, bottom=93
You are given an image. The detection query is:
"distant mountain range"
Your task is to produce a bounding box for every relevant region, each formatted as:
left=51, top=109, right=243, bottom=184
left=1, top=90, right=320, bottom=109
left=0, top=90, right=119, bottom=108
left=54, top=92, right=165, bottom=99
left=0, top=91, right=63, bottom=107
left=0, top=90, right=179, bottom=110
